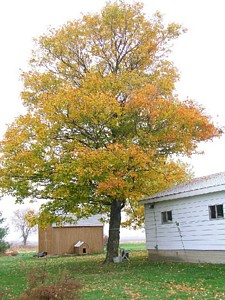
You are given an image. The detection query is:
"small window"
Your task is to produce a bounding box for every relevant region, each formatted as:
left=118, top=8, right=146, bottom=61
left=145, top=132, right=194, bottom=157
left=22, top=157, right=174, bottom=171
left=162, top=210, right=173, bottom=224
left=209, top=204, right=224, bottom=219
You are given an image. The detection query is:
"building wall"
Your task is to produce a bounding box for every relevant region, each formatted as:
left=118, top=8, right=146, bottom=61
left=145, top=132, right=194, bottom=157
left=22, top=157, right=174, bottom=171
left=38, top=226, right=53, bottom=253
left=147, top=249, right=225, bottom=264
left=144, top=190, right=225, bottom=252
left=39, top=226, right=103, bottom=255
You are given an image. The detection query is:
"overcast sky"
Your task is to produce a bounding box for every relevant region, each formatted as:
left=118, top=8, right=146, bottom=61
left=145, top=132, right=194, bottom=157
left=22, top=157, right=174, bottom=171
left=1, top=0, right=225, bottom=241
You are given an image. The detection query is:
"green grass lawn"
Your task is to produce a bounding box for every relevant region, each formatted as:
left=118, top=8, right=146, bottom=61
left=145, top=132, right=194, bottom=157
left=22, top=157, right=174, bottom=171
left=1, top=244, right=225, bottom=299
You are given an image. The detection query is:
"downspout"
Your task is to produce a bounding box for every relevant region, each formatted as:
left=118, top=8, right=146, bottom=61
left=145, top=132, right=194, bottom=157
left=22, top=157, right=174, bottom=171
left=175, top=221, right=188, bottom=262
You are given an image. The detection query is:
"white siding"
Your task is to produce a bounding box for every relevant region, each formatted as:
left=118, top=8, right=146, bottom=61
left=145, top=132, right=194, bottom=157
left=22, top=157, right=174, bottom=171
left=145, top=191, right=225, bottom=251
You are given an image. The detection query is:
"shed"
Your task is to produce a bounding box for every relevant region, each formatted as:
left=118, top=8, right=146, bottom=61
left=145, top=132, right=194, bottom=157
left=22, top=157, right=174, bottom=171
left=74, top=241, right=89, bottom=255
left=38, top=215, right=104, bottom=255
left=139, top=171, right=225, bottom=263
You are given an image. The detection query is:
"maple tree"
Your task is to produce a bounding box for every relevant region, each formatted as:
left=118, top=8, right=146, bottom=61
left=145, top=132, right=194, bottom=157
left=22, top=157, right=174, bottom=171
left=0, top=1, right=220, bottom=262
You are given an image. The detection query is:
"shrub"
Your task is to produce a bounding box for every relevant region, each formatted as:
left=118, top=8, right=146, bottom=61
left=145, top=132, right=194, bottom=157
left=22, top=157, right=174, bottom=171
left=0, top=212, right=10, bottom=254
left=19, top=266, right=82, bottom=300
left=19, top=280, right=82, bottom=300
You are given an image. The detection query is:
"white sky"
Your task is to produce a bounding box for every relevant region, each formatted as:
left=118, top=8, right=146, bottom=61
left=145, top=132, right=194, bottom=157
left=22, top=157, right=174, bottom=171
left=0, top=0, right=225, bottom=242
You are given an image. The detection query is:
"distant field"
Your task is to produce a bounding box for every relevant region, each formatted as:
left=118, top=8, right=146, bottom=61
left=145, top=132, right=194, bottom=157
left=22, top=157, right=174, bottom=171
left=8, top=244, right=38, bottom=253
left=1, top=244, right=225, bottom=299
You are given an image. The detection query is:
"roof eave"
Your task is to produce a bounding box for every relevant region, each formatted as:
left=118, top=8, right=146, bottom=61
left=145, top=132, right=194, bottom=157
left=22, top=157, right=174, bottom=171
left=139, top=184, right=225, bottom=205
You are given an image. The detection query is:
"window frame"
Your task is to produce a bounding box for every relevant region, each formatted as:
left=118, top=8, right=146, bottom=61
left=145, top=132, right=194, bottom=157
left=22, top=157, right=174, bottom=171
left=161, top=210, right=173, bottom=224
left=209, top=204, right=224, bottom=220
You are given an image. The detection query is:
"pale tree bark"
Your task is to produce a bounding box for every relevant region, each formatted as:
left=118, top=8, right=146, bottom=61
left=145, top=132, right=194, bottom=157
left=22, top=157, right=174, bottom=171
left=22, top=227, right=30, bottom=246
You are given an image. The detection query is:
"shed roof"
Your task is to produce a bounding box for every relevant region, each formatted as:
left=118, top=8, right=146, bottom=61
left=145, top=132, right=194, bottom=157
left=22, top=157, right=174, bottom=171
left=139, top=171, right=225, bottom=205
left=52, top=214, right=103, bottom=228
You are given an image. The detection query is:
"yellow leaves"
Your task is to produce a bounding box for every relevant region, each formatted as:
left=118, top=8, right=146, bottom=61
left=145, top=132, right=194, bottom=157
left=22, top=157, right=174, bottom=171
left=21, top=73, right=122, bottom=134
left=71, top=89, right=120, bottom=125
left=97, top=177, right=126, bottom=198
left=178, top=99, right=220, bottom=140
left=73, top=143, right=156, bottom=200
left=127, top=84, right=160, bottom=117
left=123, top=84, right=221, bottom=156
left=33, top=210, right=57, bottom=229
left=75, top=143, right=154, bottom=175
left=24, top=210, right=38, bottom=228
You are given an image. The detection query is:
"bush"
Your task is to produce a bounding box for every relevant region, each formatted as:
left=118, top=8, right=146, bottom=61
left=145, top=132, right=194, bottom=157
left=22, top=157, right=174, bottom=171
left=19, top=265, right=82, bottom=300
left=19, top=280, right=82, bottom=300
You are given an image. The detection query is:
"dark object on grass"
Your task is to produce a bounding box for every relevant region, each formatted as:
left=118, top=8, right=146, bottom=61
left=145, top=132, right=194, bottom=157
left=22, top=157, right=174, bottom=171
left=33, top=251, right=47, bottom=258
left=121, top=248, right=129, bottom=261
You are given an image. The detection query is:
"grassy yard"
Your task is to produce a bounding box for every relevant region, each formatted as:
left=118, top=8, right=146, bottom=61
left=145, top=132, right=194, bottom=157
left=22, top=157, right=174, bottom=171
left=1, top=244, right=225, bottom=299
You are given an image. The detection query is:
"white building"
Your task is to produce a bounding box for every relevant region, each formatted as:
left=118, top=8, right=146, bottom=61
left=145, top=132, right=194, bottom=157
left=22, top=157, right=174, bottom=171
left=139, top=172, right=225, bottom=263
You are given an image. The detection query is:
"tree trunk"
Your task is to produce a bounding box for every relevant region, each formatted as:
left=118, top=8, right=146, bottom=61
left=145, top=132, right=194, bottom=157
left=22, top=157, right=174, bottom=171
left=105, top=199, right=124, bottom=263
left=23, top=235, right=28, bottom=246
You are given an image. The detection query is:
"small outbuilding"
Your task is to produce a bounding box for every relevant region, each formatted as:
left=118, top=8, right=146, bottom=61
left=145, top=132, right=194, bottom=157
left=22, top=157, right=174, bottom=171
left=74, top=241, right=89, bottom=255
left=140, top=172, right=225, bottom=263
left=38, top=215, right=104, bottom=255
